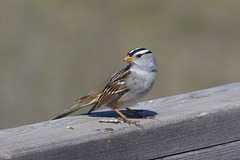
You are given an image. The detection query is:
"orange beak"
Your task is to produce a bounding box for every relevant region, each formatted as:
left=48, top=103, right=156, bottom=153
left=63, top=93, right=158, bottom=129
left=123, top=55, right=133, bottom=62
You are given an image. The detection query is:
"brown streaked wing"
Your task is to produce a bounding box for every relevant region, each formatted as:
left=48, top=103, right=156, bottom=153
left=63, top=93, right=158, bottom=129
left=88, top=67, right=131, bottom=113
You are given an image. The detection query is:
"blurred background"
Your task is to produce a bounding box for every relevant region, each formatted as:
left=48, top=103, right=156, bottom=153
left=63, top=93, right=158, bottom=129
left=0, top=0, right=240, bottom=129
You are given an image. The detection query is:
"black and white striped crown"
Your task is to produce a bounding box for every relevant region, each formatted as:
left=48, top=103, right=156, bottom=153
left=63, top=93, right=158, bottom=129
left=127, top=48, right=152, bottom=56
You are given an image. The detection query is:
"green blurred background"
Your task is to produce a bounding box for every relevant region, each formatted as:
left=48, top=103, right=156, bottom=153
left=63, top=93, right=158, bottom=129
left=1, top=0, right=240, bottom=130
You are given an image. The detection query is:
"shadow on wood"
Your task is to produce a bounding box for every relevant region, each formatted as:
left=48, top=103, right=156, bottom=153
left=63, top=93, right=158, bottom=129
left=82, top=109, right=158, bottom=118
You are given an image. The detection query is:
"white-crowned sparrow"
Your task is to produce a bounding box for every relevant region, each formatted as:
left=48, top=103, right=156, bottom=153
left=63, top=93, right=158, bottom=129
left=52, top=48, right=158, bottom=126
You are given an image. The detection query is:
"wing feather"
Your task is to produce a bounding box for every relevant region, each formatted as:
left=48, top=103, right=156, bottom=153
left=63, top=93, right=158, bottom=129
left=88, top=67, right=131, bottom=113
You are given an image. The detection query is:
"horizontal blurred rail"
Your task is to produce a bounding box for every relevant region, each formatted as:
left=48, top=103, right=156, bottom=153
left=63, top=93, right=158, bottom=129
left=0, top=83, right=240, bottom=160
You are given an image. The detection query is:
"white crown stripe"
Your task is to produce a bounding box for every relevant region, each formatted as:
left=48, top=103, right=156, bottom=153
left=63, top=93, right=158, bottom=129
left=135, top=50, right=150, bottom=55
left=128, top=48, right=151, bottom=56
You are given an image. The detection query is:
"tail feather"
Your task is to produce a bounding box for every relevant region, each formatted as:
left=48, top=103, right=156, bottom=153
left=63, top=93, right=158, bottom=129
left=52, top=103, right=83, bottom=120
left=52, top=80, right=107, bottom=120
left=52, top=94, right=100, bottom=120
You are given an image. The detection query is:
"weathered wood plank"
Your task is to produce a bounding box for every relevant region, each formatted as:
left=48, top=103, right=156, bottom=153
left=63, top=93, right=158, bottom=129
left=0, top=83, right=240, bottom=160
left=161, top=140, right=240, bottom=160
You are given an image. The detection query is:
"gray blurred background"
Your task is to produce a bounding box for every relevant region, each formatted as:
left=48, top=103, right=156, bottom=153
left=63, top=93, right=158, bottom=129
left=1, top=0, right=240, bottom=130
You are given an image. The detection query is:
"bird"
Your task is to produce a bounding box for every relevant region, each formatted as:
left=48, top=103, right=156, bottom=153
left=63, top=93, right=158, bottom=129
left=52, top=48, right=158, bottom=127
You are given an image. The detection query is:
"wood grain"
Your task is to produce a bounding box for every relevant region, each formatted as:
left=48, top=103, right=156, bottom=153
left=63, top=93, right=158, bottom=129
left=0, top=83, right=240, bottom=160
left=161, top=140, right=240, bottom=160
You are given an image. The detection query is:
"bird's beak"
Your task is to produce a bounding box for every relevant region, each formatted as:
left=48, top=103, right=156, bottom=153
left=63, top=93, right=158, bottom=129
left=123, top=55, right=133, bottom=62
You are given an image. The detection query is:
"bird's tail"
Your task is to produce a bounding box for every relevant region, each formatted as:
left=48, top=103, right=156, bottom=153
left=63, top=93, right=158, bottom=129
left=52, top=92, right=101, bottom=120
left=52, top=103, right=84, bottom=120
left=52, top=80, right=107, bottom=120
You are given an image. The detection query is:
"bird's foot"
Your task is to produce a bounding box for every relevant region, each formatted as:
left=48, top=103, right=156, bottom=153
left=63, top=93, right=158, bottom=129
left=117, top=117, right=141, bottom=127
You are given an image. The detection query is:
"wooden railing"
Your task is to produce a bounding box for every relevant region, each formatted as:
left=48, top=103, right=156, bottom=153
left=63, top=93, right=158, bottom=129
left=1, top=83, right=240, bottom=160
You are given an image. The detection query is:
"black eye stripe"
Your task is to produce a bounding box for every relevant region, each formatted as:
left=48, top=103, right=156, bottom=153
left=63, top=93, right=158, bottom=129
left=127, top=48, right=151, bottom=56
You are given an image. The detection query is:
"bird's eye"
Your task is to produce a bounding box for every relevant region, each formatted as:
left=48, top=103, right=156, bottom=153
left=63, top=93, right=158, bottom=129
left=136, top=54, right=143, bottom=58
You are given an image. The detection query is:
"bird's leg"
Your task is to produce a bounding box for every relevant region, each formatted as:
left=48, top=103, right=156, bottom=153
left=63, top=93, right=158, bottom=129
left=126, top=108, right=145, bottom=118
left=113, top=108, right=140, bottom=127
